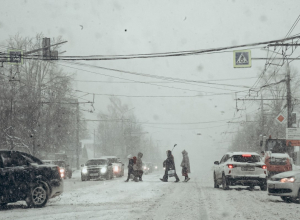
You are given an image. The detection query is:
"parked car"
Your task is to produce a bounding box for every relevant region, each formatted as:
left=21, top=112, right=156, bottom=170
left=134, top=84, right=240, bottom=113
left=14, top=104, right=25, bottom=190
left=264, top=152, right=293, bottom=177
left=81, top=158, right=113, bottom=181
left=42, top=160, right=72, bottom=179
left=213, top=152, right=267, bottom=190
left=268, top=170, right=300, bottom=203
left=100, top=156, right=125, bottom=177
left=0, top=150, right=63, bottom=208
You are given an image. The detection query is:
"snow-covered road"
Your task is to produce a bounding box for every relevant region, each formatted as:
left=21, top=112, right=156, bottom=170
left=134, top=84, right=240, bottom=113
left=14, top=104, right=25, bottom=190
left=1, top=168, right=300, bottom=220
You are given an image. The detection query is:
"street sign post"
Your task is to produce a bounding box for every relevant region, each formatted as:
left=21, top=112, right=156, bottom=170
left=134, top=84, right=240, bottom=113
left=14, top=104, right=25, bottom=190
left=286, top=128, right=300, bottom=146
left=233, top=50, right=251, bottom=68
left=8, top=50, right=23, bottom=65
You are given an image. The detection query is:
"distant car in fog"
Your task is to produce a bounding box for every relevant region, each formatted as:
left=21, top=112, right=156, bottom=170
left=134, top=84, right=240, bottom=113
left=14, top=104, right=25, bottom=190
left=0, top=150, right=63, bottom=208
left=100, top=156, right=125, bottom=177
left=42, top=160, right=72, bottom=179
left=81, top=158, right=114, bottom=181
left=213, top=152, right=267, bottom=191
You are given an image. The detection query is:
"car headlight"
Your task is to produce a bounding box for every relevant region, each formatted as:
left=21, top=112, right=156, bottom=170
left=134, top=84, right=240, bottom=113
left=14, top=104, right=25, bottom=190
left=101, top=167, right=107, bottom=174
left=144, top=166, right=146, bottom=170
left=60, top=168, right=65, bottom=173
left=82, top=167, right=88, bottom=174
left=114, top=166, right=119, bottom=172
left=155, top=166, right=158, bottom=169
left=280, top=177, right=295, bottom=183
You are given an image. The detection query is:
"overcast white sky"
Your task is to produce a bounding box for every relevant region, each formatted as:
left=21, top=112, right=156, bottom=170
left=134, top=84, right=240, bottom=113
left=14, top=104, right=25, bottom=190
left=1, top=0, right=300, bottom=165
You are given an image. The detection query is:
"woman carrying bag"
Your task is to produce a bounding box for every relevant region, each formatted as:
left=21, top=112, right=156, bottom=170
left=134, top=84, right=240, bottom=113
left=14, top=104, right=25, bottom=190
left=160, top=150, right=180, bottom=182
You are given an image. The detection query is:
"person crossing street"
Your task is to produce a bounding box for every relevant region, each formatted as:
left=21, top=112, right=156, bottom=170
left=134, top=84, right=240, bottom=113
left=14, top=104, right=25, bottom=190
left=160, top=150, right=180, bottom=182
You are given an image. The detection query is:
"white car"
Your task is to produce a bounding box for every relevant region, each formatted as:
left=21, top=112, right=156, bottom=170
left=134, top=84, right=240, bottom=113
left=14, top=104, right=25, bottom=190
left=268, top=170, right=300, bottom=203
left=213, top=152, right=267, bottom=190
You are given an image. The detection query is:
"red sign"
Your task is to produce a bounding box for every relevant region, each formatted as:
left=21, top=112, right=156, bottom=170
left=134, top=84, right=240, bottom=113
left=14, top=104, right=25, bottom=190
left=277, top=115, right=285, bottom=123
left=286, top=140, right=300, bottom=146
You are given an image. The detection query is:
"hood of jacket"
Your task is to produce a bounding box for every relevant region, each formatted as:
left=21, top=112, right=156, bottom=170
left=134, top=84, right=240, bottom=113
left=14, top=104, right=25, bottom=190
left=138, top=152, right=143, bottom=158
left=182, top=150, right=188, bottom=155
left=167, top=150, right=173, bottom=158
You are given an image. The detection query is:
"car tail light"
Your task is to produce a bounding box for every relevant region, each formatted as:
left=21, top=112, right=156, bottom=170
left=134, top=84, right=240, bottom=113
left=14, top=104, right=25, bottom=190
left=242, top=154, right=252, bottom=157
left=262, top=165, right=267, bottom=169
left=228, top=164, right=234, bottom=169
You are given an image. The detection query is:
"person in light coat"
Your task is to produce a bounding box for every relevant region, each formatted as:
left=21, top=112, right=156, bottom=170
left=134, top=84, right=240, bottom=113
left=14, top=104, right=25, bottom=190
left=181, top=150, right=190, bottom=182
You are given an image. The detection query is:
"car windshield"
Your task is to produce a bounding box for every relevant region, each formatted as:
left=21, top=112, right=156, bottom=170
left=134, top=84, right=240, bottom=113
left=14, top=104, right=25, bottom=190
left=86, top=160, right=107, bottom=166
left=232, top=155, right=261, bottom=163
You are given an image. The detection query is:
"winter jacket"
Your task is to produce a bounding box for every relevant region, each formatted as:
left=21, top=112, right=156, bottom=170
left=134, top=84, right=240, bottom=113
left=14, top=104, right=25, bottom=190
left=136, top=152, right=143, bottom=171
left=180, top=150, right=190, bottom=173
left=128, top=158, right=134, bottom=170
left=164, top=150, right=176, bottom=171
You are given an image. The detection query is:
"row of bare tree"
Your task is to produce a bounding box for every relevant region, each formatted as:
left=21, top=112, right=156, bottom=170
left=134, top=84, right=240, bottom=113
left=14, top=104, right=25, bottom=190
left=0, top=34, right=87, bottom=158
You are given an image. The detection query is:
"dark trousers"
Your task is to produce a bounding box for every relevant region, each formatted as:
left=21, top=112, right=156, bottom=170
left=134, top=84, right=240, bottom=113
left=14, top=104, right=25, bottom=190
left=163, top=169, right=179, bottom=181
left=126, top=168, right=134, bottom=181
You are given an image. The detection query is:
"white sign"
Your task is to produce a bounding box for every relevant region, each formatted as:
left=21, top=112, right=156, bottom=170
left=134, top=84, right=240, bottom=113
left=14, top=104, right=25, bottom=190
left=286, top=128, right=300, bottom=140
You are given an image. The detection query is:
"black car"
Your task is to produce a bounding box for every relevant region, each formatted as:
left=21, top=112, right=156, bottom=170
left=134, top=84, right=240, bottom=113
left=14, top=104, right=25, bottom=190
left=81, top=158, right=114, bottom=181
left=0, top=150, right=64, bottom=208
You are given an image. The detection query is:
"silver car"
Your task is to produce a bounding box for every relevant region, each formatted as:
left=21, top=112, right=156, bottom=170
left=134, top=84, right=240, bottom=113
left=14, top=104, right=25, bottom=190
left=268, top=170, right=300, bottom=202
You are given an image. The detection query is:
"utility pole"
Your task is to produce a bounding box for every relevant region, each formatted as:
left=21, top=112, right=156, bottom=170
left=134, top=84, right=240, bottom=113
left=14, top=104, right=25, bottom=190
left=76, top=102, right=80, bottom=169
left=93, top=129, right=95, bottom=158
left=261, top=94, right=264, bottom=136
left=286, top=62, right=292, bottom=128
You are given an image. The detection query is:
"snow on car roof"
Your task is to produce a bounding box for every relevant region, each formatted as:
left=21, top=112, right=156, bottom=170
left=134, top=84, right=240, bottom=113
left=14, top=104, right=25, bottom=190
left=269, top=153, right=290, bottom=158
left=100, top=156, right=118, bottom=159
left=89, top=158, right=108, bottom=160
left=228, top=152, right=260, bottom=156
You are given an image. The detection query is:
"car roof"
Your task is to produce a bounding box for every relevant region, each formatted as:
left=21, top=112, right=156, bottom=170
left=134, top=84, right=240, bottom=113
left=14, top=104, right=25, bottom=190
left=226, top=152, right=260, bottom=156
left=88, top=158, right=108, bottom=161
left=100, top=156, right=118, bottom=159
left=269, top=153, right=290, bottom=158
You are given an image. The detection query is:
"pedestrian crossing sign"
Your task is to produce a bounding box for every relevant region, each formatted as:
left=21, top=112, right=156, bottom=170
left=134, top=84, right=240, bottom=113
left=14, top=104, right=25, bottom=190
left=233, top=50, right=251, bottom=68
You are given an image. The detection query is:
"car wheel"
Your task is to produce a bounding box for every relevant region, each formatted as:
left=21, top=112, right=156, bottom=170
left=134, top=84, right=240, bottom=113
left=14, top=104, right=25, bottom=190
left=260, top=181, right=267, bottom=191
left=281, top=196, right=293, bottom=203
left=26, top=183, right=49, bottom=208
left=68, top=172, right=72, bottom=179
left=214, top=173, right=219, bottom=188
left=222, top=174, right=229, bottom=190
left=106, top=172, right=111, bottom=180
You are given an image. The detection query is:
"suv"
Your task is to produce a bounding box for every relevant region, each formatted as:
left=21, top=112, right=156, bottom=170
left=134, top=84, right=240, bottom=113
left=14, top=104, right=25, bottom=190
left=0, top=150, right=63, bottom=208
left=100, top=156, right=125, bottom=178
left=42, top=160, right=72, bottom=179
left=81, top=158, right=114, bottom=181
left=213, top=152, right=267, bottom=190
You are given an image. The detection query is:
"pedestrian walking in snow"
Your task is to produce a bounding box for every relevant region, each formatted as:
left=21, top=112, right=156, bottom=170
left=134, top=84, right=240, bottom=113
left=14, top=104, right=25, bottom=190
left=181, top=150, right=190, bottom=182
left=160, top=150, right=180, bottom=182
left=136, top=152, right=144, bottom=181
left=125, top=154, right=134, bottom=182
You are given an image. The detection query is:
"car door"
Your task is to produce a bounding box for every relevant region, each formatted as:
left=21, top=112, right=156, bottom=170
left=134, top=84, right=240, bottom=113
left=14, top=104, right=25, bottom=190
left=216, top=155, right=225, bottom=180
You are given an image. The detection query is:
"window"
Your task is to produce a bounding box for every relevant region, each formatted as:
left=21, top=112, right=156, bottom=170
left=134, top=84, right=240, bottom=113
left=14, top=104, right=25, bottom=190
left=220, top=155, right=226, bottom=164
left=233, top=155, right=260, bottom=163
left=0, top=152, right=28, bottom=167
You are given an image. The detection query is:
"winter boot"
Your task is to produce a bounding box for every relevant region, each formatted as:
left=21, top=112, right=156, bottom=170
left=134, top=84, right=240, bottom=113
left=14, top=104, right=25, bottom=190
left=175, top=179, right=180, bottom=182
left=185, top=178, right=190, bottom=182
left=125, top=179, right=129, bottom=182
left=134, top=177, right=139, bottom=182
left=160, top=178, right=168, bottom=182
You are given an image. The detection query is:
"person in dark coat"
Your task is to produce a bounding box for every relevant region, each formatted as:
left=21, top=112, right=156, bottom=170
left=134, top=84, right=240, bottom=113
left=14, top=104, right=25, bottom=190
left=125, top=154, right=134, bottom=182
left=181, top=150, right=190, bottom=182
left=160, top=150, right=179, bottom=182
left=136, top=152, right=144, bottom=181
